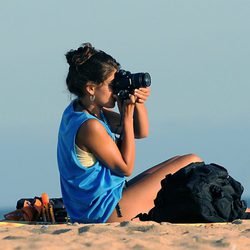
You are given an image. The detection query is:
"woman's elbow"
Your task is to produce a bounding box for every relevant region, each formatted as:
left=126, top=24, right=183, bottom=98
left=123, top=170, right=133, bottom=177
left=135, top=130, right=149, bottom=139
left=113, top=166, right=133, bottom=177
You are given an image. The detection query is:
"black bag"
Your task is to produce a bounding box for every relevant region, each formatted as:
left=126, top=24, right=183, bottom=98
left=16, top=197, right=68, bottom=222
left=138, top=162, right=247, bottom=223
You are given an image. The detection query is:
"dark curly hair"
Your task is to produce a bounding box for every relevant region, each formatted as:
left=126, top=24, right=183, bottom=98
left=65, top=43, right=120, bottom=97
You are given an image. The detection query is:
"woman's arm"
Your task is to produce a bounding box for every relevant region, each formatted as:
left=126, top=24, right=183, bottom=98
left=133, top=87, right=150, bottom=138
left=76, top=97, right=135, bottom=177
left=119, top=98, right=135, bottom=175
left=103, top=87, right=150, bottom=138
left=133, top=102, right=149, bottom=138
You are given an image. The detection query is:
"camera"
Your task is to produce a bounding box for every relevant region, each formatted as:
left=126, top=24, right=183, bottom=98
left=112, top=70, right=151, bottom=100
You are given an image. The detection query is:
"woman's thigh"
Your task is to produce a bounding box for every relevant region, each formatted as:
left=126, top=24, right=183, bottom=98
left=106, top=153, right=203, bottom=222
left=126, top=155, right=180, bottom=186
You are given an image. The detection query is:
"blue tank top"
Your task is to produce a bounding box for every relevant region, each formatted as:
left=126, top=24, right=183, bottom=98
left=57, top=100, right=126, bottom=223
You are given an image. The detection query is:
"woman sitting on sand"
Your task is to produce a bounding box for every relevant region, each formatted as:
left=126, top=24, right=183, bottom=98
left=57, top=43, right=203, bottom=223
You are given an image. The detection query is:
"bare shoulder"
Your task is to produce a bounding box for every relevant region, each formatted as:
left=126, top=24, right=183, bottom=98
left=78, top=119, right=106, bottom=137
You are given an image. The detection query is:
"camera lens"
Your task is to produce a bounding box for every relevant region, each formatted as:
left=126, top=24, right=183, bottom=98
left=131, top=73, right=151, bottom=89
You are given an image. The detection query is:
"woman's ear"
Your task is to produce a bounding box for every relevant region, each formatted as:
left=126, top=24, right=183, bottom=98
left=85, top=82, right=96, bottom=96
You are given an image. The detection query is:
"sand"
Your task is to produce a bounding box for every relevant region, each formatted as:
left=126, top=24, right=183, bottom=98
left=1, top=220, right=250, bottom=250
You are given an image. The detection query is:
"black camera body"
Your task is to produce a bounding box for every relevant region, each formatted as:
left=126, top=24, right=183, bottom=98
left=112, top=70, right=151, bottom=100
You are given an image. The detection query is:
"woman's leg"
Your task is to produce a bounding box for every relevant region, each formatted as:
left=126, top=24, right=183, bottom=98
left=106, top=154, right=203, bottom=222
left=126, top=155, right=180, bottom=186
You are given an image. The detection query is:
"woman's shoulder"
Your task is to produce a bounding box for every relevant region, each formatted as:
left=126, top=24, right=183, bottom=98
left=79, top=118, right=104, bottom=132
left=76, top=117, right=116, bottom=152
left=77, top=118, right=110, bottom=142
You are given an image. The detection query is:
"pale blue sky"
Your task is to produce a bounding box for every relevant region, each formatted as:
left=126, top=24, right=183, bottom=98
left=1, top=0, right=250, bottom=208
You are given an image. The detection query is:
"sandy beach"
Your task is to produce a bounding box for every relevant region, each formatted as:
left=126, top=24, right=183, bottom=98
left=1, top=220, right=250, bottom=250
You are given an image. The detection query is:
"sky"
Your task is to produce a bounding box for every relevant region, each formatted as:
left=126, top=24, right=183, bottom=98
left=0, top=0, right=250, bottom=208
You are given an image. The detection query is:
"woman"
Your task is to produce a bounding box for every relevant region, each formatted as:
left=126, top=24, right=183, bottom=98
left=57, top=43, right=203, bottom=223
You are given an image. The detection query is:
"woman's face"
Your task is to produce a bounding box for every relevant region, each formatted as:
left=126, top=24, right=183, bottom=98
left=94, top=69, right=116, bottom=108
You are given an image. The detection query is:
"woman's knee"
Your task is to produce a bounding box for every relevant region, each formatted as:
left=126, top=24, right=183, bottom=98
left=181, top=153, right=203, bottom=163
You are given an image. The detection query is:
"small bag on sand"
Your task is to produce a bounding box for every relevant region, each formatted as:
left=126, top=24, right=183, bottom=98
left=4, top=195, right=68, bottom=223
left=137, top=162, right=248, bottom=223
left=4, top=198, right=43, bottom=222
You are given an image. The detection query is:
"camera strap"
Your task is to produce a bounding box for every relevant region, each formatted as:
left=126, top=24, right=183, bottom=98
left=115, top=102, right=125, bottom=149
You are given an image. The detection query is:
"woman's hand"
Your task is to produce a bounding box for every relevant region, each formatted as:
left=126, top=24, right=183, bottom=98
left=110, top=88, right=150, bottom=138
left=113, top=87, right=150, bottom=112
left=113, top=93, right=136, bottom=115
left=123, top=94, right=136, bottom=118
left=133, top=87, right=150, bottom=104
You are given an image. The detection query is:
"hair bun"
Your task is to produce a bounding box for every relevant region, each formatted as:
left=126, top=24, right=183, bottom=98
left=65, top=42, right=97, bottom=67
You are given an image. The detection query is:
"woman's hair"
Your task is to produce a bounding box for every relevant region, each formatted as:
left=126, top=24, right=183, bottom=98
left=65, top=43, right=120, bottom=97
